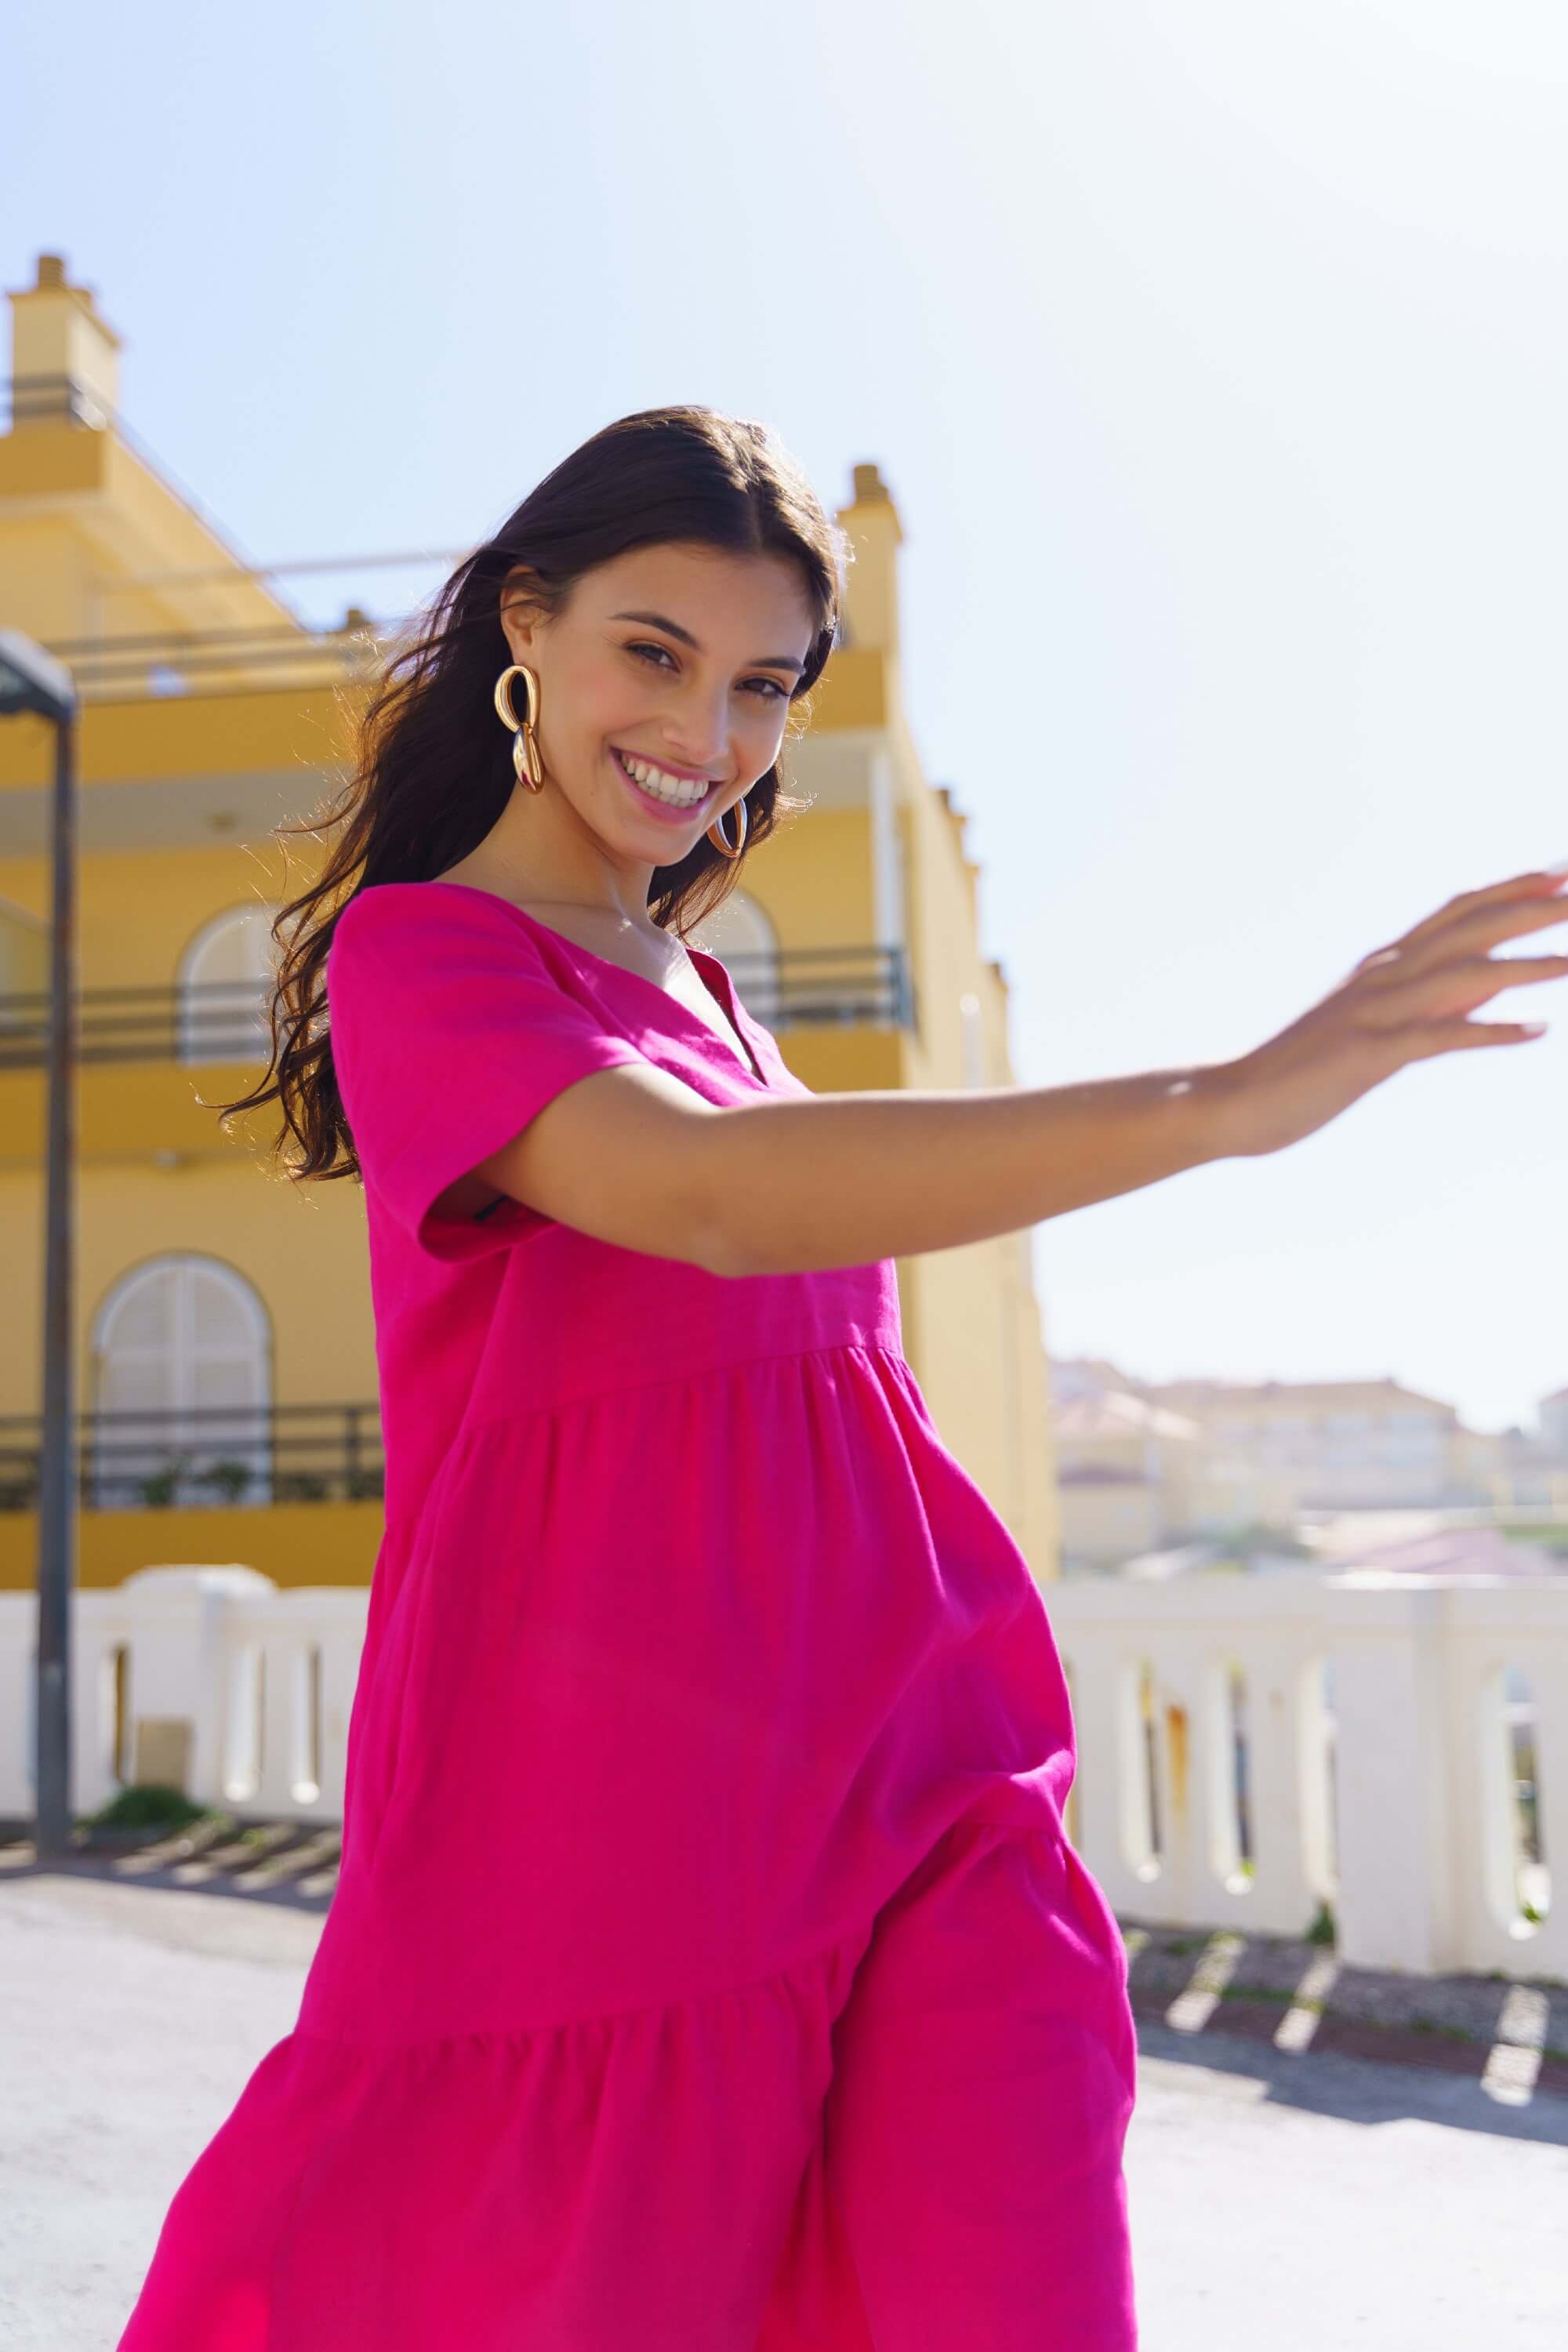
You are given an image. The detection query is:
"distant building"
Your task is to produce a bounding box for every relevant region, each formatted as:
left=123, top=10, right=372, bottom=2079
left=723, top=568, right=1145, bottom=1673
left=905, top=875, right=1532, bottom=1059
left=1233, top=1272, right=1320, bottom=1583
left=1539, top=1385, right=1568, bottom=1461
left=1051, top=1369, right=1296, bottom=1566
left=1138, top=1374, right=1465, bottom=1510
left=1051, top=1356, right=1568, bottom=1543
left=1316, top=1523, right=1563, bottom=1579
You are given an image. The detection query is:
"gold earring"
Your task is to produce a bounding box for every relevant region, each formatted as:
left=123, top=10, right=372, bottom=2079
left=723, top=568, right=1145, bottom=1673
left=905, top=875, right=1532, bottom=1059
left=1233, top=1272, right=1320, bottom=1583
left=708, top=791, right=748, bottom=860
left=494, top=662, right=546, bottom=793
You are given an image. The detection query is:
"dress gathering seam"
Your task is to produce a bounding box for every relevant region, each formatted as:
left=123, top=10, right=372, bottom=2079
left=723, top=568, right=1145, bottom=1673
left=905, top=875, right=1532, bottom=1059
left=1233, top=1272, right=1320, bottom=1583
left=295, top=1916, right=877, bottom=2053
left=461, top=1336, right=909, bottom=1433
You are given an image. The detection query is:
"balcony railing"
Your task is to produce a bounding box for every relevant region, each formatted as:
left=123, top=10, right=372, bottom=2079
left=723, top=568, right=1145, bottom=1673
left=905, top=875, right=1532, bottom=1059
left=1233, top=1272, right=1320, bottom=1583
left=0, top=952, right=913, bottom=1072
left=0, top=1402, right=384, bottom=1512
left=718, top=946, right=914, bottom=1029
left=40, top=621, right=378, bottom=701
left=0, top=982, right=276, bottom=1069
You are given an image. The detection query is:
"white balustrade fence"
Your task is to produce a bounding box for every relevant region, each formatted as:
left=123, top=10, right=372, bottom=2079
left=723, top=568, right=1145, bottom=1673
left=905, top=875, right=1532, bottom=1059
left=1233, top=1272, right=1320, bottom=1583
left=0, top=1568, right=368, bottom=1830
left=1049, top=1571, right=1566, bottom=1980
left=1, top=1565, right=1563, bottom=1980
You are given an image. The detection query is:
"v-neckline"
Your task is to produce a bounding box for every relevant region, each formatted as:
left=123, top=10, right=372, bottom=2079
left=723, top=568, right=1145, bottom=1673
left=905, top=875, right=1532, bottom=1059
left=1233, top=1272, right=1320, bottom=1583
left=417, top=880, right=764, bottom=1083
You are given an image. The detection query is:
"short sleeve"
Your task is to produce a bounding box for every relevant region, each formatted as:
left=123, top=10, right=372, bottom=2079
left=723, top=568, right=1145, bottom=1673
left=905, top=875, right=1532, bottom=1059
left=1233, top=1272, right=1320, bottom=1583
left=326, top=884, right=648, bottom=1262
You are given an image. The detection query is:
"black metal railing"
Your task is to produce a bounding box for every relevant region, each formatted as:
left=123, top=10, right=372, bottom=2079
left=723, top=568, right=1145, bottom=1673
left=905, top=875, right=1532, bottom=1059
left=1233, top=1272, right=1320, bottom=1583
left=43, top=619, right=379, bottom=700
left=0, top=953, right=913, bottom=1071
left=0, top=982, right=278, bottom=1069
left=0, top=1402, right=385, bottom=1513
left=710, top=947, right=914, bottom=1029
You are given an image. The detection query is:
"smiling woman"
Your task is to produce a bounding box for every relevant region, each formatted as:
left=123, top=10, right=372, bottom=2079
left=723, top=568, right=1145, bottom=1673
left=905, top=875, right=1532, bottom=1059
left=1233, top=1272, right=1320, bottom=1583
left=483, top=535, right=818, bottom=865
left=120, top=408, right=1147, bottom=2352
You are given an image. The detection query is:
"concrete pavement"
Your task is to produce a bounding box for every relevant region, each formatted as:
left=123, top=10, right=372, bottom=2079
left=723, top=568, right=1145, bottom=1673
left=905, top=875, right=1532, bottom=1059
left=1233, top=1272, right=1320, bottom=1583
left=3, top=1868, right=1565, bottom=2349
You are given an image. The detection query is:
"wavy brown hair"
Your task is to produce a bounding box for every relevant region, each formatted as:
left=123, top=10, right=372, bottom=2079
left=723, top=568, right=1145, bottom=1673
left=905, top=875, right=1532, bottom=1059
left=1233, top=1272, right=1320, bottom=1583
left=216, top=405, right=846, bottom=1186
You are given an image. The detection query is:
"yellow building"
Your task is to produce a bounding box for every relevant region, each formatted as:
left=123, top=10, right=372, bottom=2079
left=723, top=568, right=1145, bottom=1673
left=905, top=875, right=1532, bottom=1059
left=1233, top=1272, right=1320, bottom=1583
left=0, top=255, right=1060, bottom=1595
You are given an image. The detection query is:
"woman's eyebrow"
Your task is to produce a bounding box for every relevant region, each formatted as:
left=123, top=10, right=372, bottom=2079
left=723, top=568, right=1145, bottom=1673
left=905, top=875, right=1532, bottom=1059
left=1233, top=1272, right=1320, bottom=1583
left=610, top=609, right=807, bottom=674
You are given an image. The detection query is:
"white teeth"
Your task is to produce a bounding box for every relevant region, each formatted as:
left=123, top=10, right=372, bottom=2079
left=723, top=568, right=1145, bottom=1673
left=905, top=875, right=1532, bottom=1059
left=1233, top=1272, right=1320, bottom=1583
left=619, top=752, right=709, bottom=806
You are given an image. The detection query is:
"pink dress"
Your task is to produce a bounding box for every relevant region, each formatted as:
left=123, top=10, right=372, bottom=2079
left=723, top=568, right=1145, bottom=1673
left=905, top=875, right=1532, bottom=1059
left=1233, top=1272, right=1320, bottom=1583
left=117, top=879, right=1138, bottom=2350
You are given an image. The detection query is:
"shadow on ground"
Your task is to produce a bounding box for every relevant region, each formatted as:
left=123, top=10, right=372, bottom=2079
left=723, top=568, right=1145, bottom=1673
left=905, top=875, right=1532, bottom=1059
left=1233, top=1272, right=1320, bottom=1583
left=1136, top=2016, right=1568, bottom=2147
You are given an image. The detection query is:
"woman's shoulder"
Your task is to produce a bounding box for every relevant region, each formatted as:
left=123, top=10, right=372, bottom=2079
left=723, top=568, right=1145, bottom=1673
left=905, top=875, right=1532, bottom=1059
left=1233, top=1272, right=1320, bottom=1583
left=325, top=884, right=578, bottom=1053
left=334, top=877, right=532, bottom=941
left=328, top=880, right=555, bottom=976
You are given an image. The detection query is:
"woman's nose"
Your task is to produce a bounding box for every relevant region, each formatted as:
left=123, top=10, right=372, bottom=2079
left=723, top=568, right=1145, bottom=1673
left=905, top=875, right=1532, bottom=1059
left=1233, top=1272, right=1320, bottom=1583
left=662, top=677, right=731, bottom=768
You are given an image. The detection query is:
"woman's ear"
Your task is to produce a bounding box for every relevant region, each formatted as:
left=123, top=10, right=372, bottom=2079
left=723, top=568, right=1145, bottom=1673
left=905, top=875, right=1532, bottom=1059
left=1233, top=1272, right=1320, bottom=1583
left=498, top=566, right=546, bottom=662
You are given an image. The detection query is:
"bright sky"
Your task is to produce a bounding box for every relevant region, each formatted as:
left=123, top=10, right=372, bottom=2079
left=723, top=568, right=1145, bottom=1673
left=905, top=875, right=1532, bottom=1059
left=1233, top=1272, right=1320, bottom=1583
left=6, top=2, right=1566, bottom=1434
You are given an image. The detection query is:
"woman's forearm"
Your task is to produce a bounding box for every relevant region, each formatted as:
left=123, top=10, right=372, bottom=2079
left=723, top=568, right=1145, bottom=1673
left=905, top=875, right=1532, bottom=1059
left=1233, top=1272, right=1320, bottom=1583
left=477, top=864, right=1566, bottom=1274
left=702, top=1062, right=1239, bottom=1276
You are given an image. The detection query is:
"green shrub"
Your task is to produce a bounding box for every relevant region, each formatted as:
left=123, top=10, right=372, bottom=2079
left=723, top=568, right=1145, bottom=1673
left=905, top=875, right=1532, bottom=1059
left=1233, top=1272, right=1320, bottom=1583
left=275, top=1472, right=330, bottom=1503
left=81, top=1782, right=207, bottom=1831
left=1305, top=1900, right=1337, bottom=1947
left=193, top=1457, right=255, bottom=1503
left=136, top=1457, right=191, bottom=1508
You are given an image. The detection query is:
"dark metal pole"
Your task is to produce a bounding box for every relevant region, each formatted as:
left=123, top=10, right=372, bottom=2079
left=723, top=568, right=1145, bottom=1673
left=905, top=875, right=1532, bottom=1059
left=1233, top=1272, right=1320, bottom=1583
left=34, top=707, right=77, bottom=1862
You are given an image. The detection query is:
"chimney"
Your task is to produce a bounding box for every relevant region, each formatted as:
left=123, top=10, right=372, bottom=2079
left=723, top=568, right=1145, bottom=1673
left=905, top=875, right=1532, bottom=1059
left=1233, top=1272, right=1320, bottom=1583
left=8, top=252, right=122, bottom=429
left=837, top=459, right=904, bottom=658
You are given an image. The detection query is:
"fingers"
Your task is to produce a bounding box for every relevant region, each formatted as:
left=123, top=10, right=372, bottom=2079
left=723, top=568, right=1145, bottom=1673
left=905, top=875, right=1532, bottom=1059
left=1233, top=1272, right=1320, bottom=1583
left=1474, top=952, right=1568, bottom=985
left=1361, top=893, right=1568, bottom=996
left=1432, top=950, right=1568, bottom=999
left=1358, top=949, right=1568, bottom=1029
left=1394, top=867, right=1568, bottom=960
left=1397, top=1016, right=1548, bottom=1061
left=1446, top=898, right=1568, bottom=961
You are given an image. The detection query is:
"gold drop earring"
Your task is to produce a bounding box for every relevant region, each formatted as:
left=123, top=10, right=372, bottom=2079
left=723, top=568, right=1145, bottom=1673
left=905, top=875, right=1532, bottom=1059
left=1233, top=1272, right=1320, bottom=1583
left=708, top=790, right=748, bottom=860
left=493, top=662, right=546, bottom=793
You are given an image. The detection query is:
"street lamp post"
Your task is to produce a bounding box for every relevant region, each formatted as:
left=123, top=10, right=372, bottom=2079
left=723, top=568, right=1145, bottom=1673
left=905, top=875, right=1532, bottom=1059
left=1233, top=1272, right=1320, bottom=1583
left=0, top=631, right=78, bottom=1863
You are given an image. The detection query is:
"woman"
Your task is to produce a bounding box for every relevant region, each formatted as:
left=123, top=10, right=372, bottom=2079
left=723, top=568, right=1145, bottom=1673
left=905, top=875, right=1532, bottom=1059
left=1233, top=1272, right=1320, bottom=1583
left=118, top=406, right=1567, bottom=2351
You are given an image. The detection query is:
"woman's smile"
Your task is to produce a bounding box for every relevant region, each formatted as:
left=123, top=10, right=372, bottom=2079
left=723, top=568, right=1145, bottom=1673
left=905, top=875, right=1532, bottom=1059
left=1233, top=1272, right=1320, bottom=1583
left=610, top=744, right=724, bottom=819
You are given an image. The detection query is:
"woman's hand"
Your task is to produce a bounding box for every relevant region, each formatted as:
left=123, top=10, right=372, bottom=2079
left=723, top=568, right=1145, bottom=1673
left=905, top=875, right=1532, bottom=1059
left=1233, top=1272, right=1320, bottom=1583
left=1214, top=865, right=1568, bottom=1159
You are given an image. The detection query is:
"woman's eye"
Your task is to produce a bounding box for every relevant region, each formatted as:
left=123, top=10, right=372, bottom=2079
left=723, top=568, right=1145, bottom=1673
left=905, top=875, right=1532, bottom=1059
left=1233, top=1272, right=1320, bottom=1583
left=629, top=643, right=786, bottom=702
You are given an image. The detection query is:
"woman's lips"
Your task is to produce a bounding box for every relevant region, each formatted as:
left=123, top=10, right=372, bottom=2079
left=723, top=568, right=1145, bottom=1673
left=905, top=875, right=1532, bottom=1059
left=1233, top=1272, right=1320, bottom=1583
left=611, top=747, right=721, bottom=820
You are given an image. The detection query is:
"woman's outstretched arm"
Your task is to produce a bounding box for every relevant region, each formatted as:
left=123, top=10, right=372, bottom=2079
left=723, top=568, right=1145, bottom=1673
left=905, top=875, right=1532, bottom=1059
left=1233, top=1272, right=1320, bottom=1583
left=449, top=863, right=1568, bottom=1276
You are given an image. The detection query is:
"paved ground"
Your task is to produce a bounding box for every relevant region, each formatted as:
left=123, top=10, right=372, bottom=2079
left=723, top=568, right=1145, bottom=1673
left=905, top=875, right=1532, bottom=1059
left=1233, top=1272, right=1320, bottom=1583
left=3, top=1866, right=1566, bottom=2350
left=1122, top=1918, right=1568, bottom=2096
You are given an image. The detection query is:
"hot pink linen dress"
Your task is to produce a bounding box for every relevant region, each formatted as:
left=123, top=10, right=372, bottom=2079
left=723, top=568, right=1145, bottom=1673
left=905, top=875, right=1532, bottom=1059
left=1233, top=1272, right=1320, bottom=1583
left=116, top=877, right=1138, bottom=2351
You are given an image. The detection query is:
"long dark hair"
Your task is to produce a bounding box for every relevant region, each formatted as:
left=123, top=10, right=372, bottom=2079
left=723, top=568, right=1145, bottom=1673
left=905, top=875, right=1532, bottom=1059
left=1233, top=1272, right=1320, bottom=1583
left=216, top=406, right=846, bottom=1185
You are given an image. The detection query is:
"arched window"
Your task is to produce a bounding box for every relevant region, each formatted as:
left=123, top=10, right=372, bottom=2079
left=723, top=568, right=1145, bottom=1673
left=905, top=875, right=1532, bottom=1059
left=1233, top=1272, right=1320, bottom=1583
left=89, top=1256, right=272, bottom=1509
left=176, top=904, right=283, bottom=1065
left=691, top=889, right=781, bottom=1022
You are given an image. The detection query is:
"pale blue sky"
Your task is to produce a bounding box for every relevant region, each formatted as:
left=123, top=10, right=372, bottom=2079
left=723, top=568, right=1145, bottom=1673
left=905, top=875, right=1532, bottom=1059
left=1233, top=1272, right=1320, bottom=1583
left=5, top=2, right=1566, bottom=1432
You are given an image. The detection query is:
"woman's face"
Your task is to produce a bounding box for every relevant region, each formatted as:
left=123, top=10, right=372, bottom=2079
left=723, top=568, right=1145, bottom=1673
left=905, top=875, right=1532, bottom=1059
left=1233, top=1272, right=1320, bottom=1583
left=499, top=541, right=817, bottom=865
